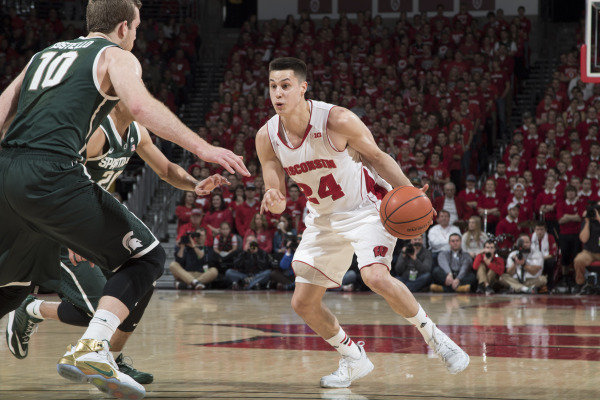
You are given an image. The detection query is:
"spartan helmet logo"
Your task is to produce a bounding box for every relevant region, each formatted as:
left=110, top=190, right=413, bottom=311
left=472, top=0, right=482, bottom=10
left=310, top=0, right=320, bottom=13
left=122, top=231, right=143, bottom=253
left=390, top=0, right=400, bottom=11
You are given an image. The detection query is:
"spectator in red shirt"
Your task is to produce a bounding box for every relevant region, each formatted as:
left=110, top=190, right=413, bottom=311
left=458, top=174, right=481, bottom=219
left=285, top=184, right=307, bottom=232
left=178, top=208, right=214, bottom=246
left=204, top=193, right=234, bottom=237
left=473, top=240, right=505, bottom=294
left=433, top=180, right=468, bottom=225
left=496, top=202, right=528, bottom=251
left=244, top=213, right=274, bottom=254
left=477, top=178, right=502, bottom=234
left=536, top=175, right=560, bottom=238
left=175, top=191, right=197, bottom=231
left=235, top=183, right=261, bottom=236
left=557, top=185, right=584, bottom=274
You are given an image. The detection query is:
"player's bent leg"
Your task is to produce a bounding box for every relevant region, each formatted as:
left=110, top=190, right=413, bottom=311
left=112, top=288, right=155, bottom=384
left=291, top=283, right=374, bottom=388
left=360, top=263, right=419, bottom=317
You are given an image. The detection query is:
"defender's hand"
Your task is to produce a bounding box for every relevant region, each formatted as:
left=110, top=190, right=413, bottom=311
left=204, top=147, right=250, bottom=176
left=195, top=174, right=230, bottom=196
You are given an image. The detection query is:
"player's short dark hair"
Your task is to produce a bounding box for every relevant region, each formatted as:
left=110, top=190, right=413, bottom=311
left=269, top=57, right=307, bottom=82
left=87, top=0, right=141, bottom=33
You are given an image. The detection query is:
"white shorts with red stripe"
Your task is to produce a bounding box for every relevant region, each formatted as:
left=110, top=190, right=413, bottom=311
left=292, top=203, right=396, bottom=288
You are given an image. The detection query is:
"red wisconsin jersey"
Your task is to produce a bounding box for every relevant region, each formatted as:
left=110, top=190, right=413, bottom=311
left=267, top=100, right=389, bottom=217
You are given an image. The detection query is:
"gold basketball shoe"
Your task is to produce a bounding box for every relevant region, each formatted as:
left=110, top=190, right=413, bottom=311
left=56, top=338, right=146, bottom=399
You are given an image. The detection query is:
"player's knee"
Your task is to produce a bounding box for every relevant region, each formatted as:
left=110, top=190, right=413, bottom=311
left=361, top=265, right=390, bottom=290
left=139, top=245, right=166, bottom=280
left=290, top=295, right=313, bottom=317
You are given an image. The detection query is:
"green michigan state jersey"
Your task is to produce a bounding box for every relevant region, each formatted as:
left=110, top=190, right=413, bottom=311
left=86, top=115, right=141, bottom=190
left=2, top=37, right=120, bottom=161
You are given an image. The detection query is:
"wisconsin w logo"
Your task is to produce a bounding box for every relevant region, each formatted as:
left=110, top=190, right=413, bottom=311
left=373, top=246, right=388, bottom=257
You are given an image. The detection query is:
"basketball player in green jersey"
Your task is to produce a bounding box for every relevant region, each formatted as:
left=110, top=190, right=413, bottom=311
left=5, top=102, right=228, bottom=384
left=0, top=1, right=248, bottom=399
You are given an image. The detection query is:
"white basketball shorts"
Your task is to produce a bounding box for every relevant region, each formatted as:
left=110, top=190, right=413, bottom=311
left=292, top=203, right=397, bottom=288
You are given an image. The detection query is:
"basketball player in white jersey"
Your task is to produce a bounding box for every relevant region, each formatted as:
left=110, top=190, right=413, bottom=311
left=256, top=57, right=469, bottom=388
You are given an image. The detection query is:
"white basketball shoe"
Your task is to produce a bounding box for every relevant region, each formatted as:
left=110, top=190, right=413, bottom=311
left=427, top=324, right=470, bottom=374
left=320, top=341, right=374, bottom=388
left=56, top=338, right=146, bottom=399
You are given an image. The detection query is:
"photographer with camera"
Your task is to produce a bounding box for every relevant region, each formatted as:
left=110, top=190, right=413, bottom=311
left=473, top=240, right=505, bottom=294
left=177, top=208, right=214, bottom=245
left=431, top=233, right=476, bottom=292
left=394, top=235, right=433, bottom=293
left=227, top=235, right=273, bottom=290
left=573, top=202, right=600, bottom=293
left=169, top=227, right=219, bottom=290
left=499, top=233, right=546, bottom=294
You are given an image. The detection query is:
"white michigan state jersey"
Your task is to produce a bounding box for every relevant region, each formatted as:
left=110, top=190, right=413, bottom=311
left=85, top=115, right=141, bottom=190
left=267, top=100, right=390, bottom=217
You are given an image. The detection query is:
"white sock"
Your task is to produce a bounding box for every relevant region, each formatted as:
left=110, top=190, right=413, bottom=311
left=81, top=309, right=121, bottom=343
left=26, top=299, right=45, bottom=320
left=325, top=327, right=361, bottom=359
left=406, top=304, right=434, bottom=343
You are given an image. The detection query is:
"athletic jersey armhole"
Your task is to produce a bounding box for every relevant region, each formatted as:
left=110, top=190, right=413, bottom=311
left=86, top=125, right=110, bottom=161
left=93, top=45, right=119, bottom=101
left=132, top=121, right=142, bottom=146
left=264, top=125, right=275, bottom=156
left=323, top=105, right=344, bottom=154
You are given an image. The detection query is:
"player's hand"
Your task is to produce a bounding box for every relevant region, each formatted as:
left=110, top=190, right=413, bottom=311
left=204, top=146, right=250, bottom=176
left=68, top=249, right=95, bottom=268
left=195, top=174, right=230, bottom=196
left=418, top=184, right=437, bottom=220
left=261, top=188, right=286, bottom=214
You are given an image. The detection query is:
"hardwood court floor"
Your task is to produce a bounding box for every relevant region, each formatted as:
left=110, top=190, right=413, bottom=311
left=1, top=291, right=600, bottom=399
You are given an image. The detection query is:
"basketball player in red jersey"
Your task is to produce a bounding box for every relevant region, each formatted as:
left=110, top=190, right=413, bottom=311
left=256, top=57, right=469, bottom=389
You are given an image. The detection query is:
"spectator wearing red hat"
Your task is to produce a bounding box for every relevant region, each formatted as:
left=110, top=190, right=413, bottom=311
left=496, top=202, right=528, bottom=250
left=177, top=208, right=214, bottom=246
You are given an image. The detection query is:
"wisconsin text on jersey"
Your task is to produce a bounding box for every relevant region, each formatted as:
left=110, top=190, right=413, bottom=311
left=283, top=159, right=337, bottom=176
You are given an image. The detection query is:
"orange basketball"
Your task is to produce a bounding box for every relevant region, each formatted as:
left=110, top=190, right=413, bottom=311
left=379, top=186, right=434, bottom=239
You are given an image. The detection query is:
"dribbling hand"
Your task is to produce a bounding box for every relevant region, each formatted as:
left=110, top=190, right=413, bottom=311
left=195, top=174, right=230, bottom=196
left=418, top=183, right=437, bottom=221
left=261, top=188, right=286, bottom=214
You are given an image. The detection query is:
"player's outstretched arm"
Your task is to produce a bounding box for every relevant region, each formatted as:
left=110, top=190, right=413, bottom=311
left=136, top=125, right=229, bottom=195
left=256, top=125, right=286, bottom=214
left=0, top=66, right=27, bottom=139
left=328, top=107, right=412, bottom=188
left=104, top=48, right=249, bottom=176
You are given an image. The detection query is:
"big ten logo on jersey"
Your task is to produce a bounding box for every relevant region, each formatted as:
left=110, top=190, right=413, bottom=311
left=313, top=131, right=322, bottom=139
left=373, top=246, right=388, bottom=257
